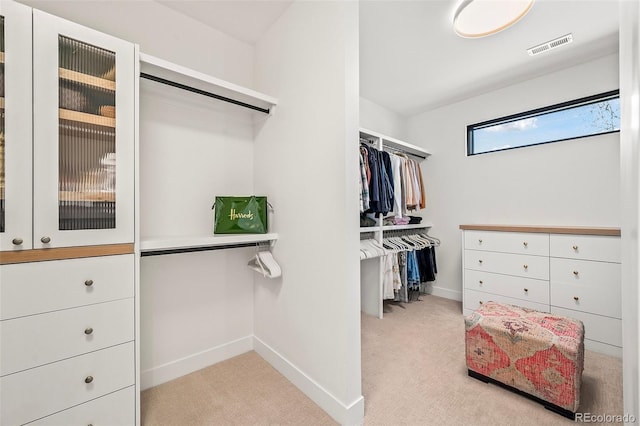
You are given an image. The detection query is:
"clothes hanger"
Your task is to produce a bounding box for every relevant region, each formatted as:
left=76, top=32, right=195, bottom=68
left=362, top=239, right=386, bottom=257
left=420, top=233, right=441, bottom=246
left=247, top=245, right=282, bottom=278
left=382, top=237, right=402, bottom=253
left=409, top=233, right=431, bottom=249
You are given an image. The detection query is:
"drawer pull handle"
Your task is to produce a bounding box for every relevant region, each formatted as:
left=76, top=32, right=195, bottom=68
left=523, top=242, right=528, bottom=247
left=478, top=239, right=483, bottom=244
left=85, top=327, right=93, bottom=335
left=40, top=236, right=51, bottom=244
left=12, top=238, right=23, bottom=245
left=573, top=296, right=579, bottom=301
left=479, top=280, right=483, bottom=285
left=523, top=264, right=528, bottom=270
left=572, top=245, right=578, bottom=251
left=573, top=270, right=579, bottom=276
left=85, top=375, right=94, bottom=384
left=84, top=279, right=94, bottom=287
left=524, top=288, right=528, bottom=293
left=479, top=301, right=483, bottom=305
left=478, top=260, right=483, bottom=264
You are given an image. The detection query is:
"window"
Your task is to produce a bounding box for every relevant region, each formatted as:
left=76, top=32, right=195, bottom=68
left=467, top=90, right=620, bottom=156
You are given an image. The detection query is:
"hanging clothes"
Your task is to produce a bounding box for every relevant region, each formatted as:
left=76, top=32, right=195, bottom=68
left=361, top=144, right=394, bottom=216
left=390, top=154, right=403, bottom=218
left=364, top=144, right=382, bottom=214
left=382, top=253, right=402, bottom=300
left=359, top=147, right=370, bottom=213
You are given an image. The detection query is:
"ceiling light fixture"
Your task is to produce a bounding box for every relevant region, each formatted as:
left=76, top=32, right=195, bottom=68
left=453, top=0, right=535, bottom=38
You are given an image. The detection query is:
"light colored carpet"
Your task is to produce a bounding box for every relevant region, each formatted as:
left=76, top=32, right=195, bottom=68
left=142, top=295, right=622, bottom=425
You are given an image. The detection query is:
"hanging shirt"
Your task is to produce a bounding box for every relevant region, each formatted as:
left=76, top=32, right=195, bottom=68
left=390, top=154, right=403, bottom=218
left=359, top=150, right=369, bottom=213
left=382, top=254, right=401, bottom=299
left=364, top=145, right=381, bottom=214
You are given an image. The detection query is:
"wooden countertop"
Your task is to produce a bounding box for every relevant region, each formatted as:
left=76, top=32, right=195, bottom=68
left=459, top=224, right=620, bottom=236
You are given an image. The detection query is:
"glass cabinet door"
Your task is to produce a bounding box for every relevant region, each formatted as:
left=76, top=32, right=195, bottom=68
left=32, top=10, right=134, bottom=249
left=0, top=1, right=33, bottom=252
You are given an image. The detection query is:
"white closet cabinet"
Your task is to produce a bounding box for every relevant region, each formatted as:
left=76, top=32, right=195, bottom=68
left=359, top=128, right=431, bottom=319
left=0, top=2, right=137, bottom=425
left=0, top=3, right=135, bottom=252
left=461, top=225, right=622, bottom=357
left=0, top=0, right=32, bottom=251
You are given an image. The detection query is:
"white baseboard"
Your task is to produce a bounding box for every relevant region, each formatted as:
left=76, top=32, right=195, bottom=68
left=140, top=335, right=253, bottom=390
left=424, top=284, right=462, bottom=302
left=253, top=336, right=365, bottom=426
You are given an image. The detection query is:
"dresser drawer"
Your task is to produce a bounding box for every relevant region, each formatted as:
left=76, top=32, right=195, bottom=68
left=551, top=281, right=621, bottom=318
left=550, top=258, right=621, bottom=288
left=464, top=269, right=549, bottom=305
left=464, top=250, right=549, bottom=280
left=1, top=298, right=134, bottom=376
left=26, top=386, right=135, bottom=426
left=464, top=230, right=549, bottom=256
left=0, top=342, right=134, bottom=426
left=551, top=306, right=622, bottom=348
left=464, top=289, right=549, bottom=313
left=550, top=234, right=620, bottom=263
left=0, top=254, right=134, bottom=320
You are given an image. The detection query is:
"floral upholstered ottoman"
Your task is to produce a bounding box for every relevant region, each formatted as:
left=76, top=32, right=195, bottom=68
left=465, top=302, right=584, bottom=419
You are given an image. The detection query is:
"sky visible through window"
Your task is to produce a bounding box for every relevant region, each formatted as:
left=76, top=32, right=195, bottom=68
left=470, top=96, right=620, bottom=155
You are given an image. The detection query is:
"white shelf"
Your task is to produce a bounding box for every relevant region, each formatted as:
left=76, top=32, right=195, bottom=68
left=139, top=53, right=278, bottom=114
left=382, top=223, right=433, bottom=231
left=140, top=233, right=278, bottom=254
left=360, top=127, right=431, bottom=159
left=360, top=223, right=433, bottom=233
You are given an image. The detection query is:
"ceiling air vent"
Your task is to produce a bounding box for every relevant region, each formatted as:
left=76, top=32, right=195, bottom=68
left=527, top=33, right=573, bottom=56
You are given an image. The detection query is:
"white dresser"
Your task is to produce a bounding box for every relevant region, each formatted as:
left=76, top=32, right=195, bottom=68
left=461, top=225, right=622, bottom=357
left=0, top=255, right=136, bottom=425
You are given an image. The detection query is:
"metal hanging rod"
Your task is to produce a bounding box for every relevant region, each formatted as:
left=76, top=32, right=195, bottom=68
left=359, top=137, right=427, bottom=160
left=140, top=242, right=258, bottom=257
left=383, top=145, right=427, bottom=160
left=140, top=72, right=271, bottom=114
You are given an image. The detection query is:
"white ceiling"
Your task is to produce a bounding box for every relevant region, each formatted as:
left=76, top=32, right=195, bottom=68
left=155, top=0, right=620, bottom=117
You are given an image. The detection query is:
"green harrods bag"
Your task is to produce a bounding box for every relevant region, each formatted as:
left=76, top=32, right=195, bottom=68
left=212, top=196, right=268, bottom=234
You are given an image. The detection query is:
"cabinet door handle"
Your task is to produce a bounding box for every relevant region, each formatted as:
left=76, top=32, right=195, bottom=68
left=479, top=301, right=483, bottom=305
left=523, top=241, right=528, bottom=247
left=479, top=280, right=483, bottom=285
left=12, top=238, right=23, bottom=245
left=478, top=239, right=483, bottom=244
left=478, top=260, right=483, bottom=264
left=572, top=245, right=578, bottom=251
left=85, top=375, right=94, bottom=384
left=84, top=327, right=94, bottom=335
left=573, top=270, right=579, bottom=276
left=523, top=288, right=528, bottom=293
left=40, top=236, right=51, bottom=244
left=85, top=279, right=94, bottom=287
left=573, top=296, right=580, bottom=301
left=523, top=264, right=528, bottom=270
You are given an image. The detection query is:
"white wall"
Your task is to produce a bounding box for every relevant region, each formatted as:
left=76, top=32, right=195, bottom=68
left=252, top=1, right=363, bottom=424
left=360, top=96, right=408, bottom=139
left=407, top=53, right=620, bottom=301
left=138, top=82, right=257, bottom=389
